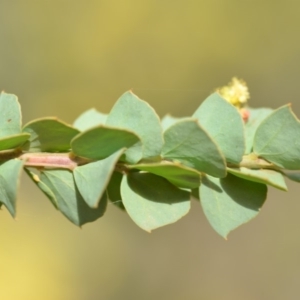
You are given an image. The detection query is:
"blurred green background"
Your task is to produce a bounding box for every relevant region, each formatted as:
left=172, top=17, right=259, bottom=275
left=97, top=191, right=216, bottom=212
left=1, top=1, right=300, bottom=299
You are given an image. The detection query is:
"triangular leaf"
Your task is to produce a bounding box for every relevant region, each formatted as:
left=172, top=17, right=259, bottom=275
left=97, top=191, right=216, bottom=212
left=191, top=188, right=199, bottom=200
left=0, top=133, right=30, bottom=151
left=121, top=172, right=190, bottom=232
left=41, top=169, right=107, bottom=226
left=193, top=93, right=245, bottom=164
left=128, top=162, right=201, bottom=189
left=0, top=159, right=23, bottom=217
left=282, top=171, right=300, bottom=183
left=254, top=105, right=300, bottom=169
left=74, top=149, right=125, bottom=208
left=106, top=91, right=163, bottom=161
left=73, top=108, right=107, bottom=131
left=244, top=107, right=273, bottom=154
left=23, top=118, right=80, bottom=152
left=162, top=119, right=226, bottom=178
left=71, top=125, right=140, bottom=161
left=107, top=171, right=125, bottom=210
left=0, top=92, right=22, bottom=138
left=200, top=174, right=267, bottom=238
left=227, top=167, right=287, bottom=191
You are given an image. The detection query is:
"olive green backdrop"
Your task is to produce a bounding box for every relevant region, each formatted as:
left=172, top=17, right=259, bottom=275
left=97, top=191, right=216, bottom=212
left=0, top=1, right=300, bottom=299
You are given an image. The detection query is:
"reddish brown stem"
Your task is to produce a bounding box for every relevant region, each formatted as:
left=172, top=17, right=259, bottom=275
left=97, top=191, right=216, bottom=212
left=19, top=153, right=90, bottom=170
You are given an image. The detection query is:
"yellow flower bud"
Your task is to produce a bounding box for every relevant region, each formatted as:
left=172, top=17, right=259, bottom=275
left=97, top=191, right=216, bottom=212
left=217, top=77, right=250, bottom=108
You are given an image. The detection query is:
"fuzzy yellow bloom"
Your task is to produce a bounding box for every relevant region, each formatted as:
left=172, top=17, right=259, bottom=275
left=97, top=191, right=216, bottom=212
left=217, top=77, right=250, bottom=108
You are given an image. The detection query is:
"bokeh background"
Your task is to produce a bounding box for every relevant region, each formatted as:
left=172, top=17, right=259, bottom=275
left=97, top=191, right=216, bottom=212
left=1, top=1, right=300, bottom=299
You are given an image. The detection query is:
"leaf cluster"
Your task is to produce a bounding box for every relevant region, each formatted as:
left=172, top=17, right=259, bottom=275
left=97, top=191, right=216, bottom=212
left=0, top=90, right=300, bottom=238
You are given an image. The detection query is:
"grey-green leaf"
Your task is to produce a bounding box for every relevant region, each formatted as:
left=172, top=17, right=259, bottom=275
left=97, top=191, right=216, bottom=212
left=121, top=172, right=190, bottom=232
left=193, top=93, right=245, bottom=164
left=227, top=167, right=287, bottom=191
left=23, top=118, right=80, bottom=152
left=0, top=92, right=22, bottom=138
left=71, top=125, right=140, bottom=161
left=74, top=149, right=124, bottom=208
left=244, top=107, right=273, bottom=154
left=107, top=171, right=125, bottom=210
left=0, top=133, right=30, bottom=151
left=200, top=174, right=267, bottom=238
left=73, top=108, right=107, bottom=131
left=106, top=91, right=164, bottom=160
left=41, top=169, right=107, bottom=226
left=128, top=162, right=201, bottom=189
left=254, top=105, right=300, bottom=169
left=282, top=171, right=300, bottom=183
left=0, top=159, right=23, bottom=217
left=162, top=119, right=226, bottom=178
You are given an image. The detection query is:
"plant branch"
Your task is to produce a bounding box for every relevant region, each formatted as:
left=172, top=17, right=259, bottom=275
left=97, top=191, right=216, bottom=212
left=19, top=152, right=90, bottom=171
left=0, top=150, right=281, bottom=172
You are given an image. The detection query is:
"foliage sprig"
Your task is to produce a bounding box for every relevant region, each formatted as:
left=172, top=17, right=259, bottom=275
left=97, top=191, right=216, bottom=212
left=1, top=78, right=299, bottom=238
